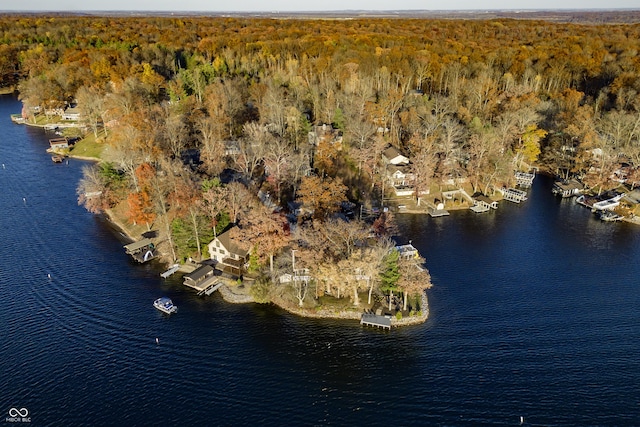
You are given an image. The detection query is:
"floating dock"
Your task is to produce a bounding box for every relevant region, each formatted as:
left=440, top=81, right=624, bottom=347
left=198, top=280, right=224, bottom=296
left=469, top=204, right=490, bottom=213
left=160, top=264, right=180, bottom=278
left=361, top=313, right=391, bottom=330
left=429, top=209, right=450, bottom=217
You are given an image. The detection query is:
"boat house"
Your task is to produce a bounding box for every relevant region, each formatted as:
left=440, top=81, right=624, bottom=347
left=183, top=264, right=217, bottom=290
left=123, top=238, right=156, bottom=263
left=49, top=137, right=69, bottom=151
left=552, top=179, right=584, bottom=198
left=395, top=243, right=419, bottom=259
left=62, top=107, right=81, bottom=121
left=501, top=188, right=528, bottom=203
left=470, top=195, right=498, bottom=213
left=515, top=171, right=535, bottom=187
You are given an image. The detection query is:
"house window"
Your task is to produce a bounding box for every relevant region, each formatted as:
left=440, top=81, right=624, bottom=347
left=220, top=249, right=226, bottom=255
left=216, top=241, right=220, bottom=248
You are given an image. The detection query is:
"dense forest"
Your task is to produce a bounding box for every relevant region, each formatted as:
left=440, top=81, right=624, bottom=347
left=3, top=15, right=640, bottom=313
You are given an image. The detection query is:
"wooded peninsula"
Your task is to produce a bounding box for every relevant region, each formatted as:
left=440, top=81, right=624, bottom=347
left=4, top=13, right=640, bottom=325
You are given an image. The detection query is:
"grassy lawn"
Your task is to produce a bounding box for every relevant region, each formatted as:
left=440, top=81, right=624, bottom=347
left=108, top=200, right=151, bottom=240
left=70, top=131, right=105, bottom=159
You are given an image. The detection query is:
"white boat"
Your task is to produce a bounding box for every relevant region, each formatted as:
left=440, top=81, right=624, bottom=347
left=154, top=297, right=177, bottom=314
left=160, top=263, right=180, bottom=278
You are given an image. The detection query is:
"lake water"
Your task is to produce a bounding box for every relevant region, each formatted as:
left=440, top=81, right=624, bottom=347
left=1, top=94, right=640, bottom=426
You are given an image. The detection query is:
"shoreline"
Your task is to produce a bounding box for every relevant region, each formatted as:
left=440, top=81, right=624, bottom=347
left=14, top=110, right=428, bottom=329
left=105, top=203, right=429, bottom=328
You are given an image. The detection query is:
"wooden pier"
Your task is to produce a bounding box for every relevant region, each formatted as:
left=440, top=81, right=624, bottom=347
left=361, top=313, right=392, bottom=330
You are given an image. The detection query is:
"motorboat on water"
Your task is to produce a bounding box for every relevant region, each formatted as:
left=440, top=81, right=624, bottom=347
left=154, top=297, right=177, bottom=314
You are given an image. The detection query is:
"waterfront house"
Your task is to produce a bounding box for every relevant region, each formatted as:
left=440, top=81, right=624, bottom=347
left=382, top=146, right=417, bottom=196
left=62, top=106, right=81, bottom=121
left=207, top=228, right=250, bottom=278
left=395, top=243, right=419, bottom=259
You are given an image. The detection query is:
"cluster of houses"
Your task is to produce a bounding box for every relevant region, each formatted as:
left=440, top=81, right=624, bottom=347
left=380, top=144, right=537, bottom=214
left=22, top=102, right=82, bottom=122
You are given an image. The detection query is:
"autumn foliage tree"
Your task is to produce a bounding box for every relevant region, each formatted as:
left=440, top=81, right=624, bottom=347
left=296, top=175, right=347, bottom=220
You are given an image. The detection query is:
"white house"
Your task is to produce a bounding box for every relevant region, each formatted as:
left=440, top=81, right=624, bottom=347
left=382, top=146, right=415, bottom=196
left=382, top=146, right=410, bottom=165
left=62, top=107, right=81, bottom=121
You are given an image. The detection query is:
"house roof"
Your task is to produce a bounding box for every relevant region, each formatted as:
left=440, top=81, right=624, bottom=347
left=184, top=264, right=214, bottom=282
left=554, top=180, right=584, bottom=191
left=49, top=137, right=68, bottom=146
left=386, top=164, right=411, bottom=174
left=383, top=146, right=401, bottom=159
left=123, top=238, right=154, bottom=253
left=64, top=107, right=80, bottom=115
left=475, top=195, right=494, bottom=204
left=216, top=228, right=249, bottom=257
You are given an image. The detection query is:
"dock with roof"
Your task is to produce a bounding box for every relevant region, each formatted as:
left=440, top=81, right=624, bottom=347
left=123, top=238, right=156, bottom=263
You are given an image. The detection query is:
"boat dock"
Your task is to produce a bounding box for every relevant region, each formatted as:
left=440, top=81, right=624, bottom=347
left=361, top=313, right=391, bottom=330
left=197, top=280, right=224, bottom=296
left=428, top=208, right=450, bottom=217
left=160, top=264, right=180, bottom=278
left=501, top=188, right=528, bottom=203
left=123, top=238, right=156, bottom=263
left=515, top=171, right=535, bottom=187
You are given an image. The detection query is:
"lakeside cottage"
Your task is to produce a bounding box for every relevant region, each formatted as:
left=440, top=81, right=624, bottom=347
left=207, top=228, right=250, bottom=278
left=62, top=106, right=81, bottom=121
left=382, top=146, right=417, bottom=197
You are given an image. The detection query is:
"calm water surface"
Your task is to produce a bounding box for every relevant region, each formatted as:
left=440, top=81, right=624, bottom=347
left=1, top=94, right=640, bottom=426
